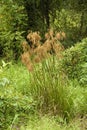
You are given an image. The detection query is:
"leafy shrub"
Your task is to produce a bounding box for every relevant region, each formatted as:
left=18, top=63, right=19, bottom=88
left=61, top=38, right=87, bottom=86
left=0, top=0, right=27, bottom=60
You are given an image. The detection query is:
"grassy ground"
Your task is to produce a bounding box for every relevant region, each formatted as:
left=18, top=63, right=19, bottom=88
left=0, top=59, right=87, bottom=130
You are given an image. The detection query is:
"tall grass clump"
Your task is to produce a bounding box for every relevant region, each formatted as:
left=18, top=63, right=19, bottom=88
left=21, top=29, right=65, bottom=71
left=21, top=30, right=87, bottom=121
left=29, top=58, right=87, bottom=120
left=21, top=30, right=75, bottom=119
left=29, top=57, right=74, bottom=119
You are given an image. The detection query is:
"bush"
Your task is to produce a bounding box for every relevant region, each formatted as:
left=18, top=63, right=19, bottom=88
left=0, top=0, right=27, bottom=60
left=61, top=38, right=87, bottom=86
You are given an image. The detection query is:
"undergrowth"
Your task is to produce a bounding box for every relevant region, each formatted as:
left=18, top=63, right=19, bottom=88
left=20, top=116, right=81, bottom=130
left=0, top=57, right=87, bottom=129
left=0, top=33, right=87, bottom=129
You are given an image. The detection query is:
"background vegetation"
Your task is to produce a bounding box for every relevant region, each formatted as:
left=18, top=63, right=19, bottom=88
left=0, top=0, right=87, bottom=59
left=0, top=0, right=87, bottom=130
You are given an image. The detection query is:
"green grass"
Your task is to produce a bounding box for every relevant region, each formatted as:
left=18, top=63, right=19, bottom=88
left=0, top=62, right=35, bottom=129
left=0, top=62, right=30, bottom=94
left=18, top=116, right=81, bottom=130
left=29, top=58, right=87, bottom=119
left=0, top=58, right=87, bottom=130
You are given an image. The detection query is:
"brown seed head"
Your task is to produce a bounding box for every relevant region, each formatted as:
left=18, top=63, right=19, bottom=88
left=56, top=33, right=61, bottom=40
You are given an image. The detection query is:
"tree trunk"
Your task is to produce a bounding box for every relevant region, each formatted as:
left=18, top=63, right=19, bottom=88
left=45, top=0, right=50, bottom=28
left=79, top=11, right=84, bottom=36
left=40, top=0, right=50, bottom=29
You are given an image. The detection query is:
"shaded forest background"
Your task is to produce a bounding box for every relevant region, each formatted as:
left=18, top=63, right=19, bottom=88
left=0, top=0, right=87, bottom=60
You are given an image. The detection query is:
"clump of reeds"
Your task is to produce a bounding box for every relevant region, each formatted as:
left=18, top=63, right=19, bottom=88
left=21, top=29, right=65, bottom=71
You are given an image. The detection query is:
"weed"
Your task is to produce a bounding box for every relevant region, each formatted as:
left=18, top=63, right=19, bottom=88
left=21, top=29, right=64, bottom=71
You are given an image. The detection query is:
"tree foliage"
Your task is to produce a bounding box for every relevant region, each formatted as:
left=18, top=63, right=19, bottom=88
left=0, top=0, right=27, bottom=59
left=0, top=0, right=87, bottom=59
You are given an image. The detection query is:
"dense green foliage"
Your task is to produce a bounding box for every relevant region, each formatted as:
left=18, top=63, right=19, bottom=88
left=0, top=0, right=87, bottom=59
left=0, top=0, right=87, bottom=129
left=0, top=39, right=87, bottom=129
left=62, top=38, right=87, bottom=86
left=0, top=63, right=35, bottom=129
left=0, top=0, right=27, bottom=59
